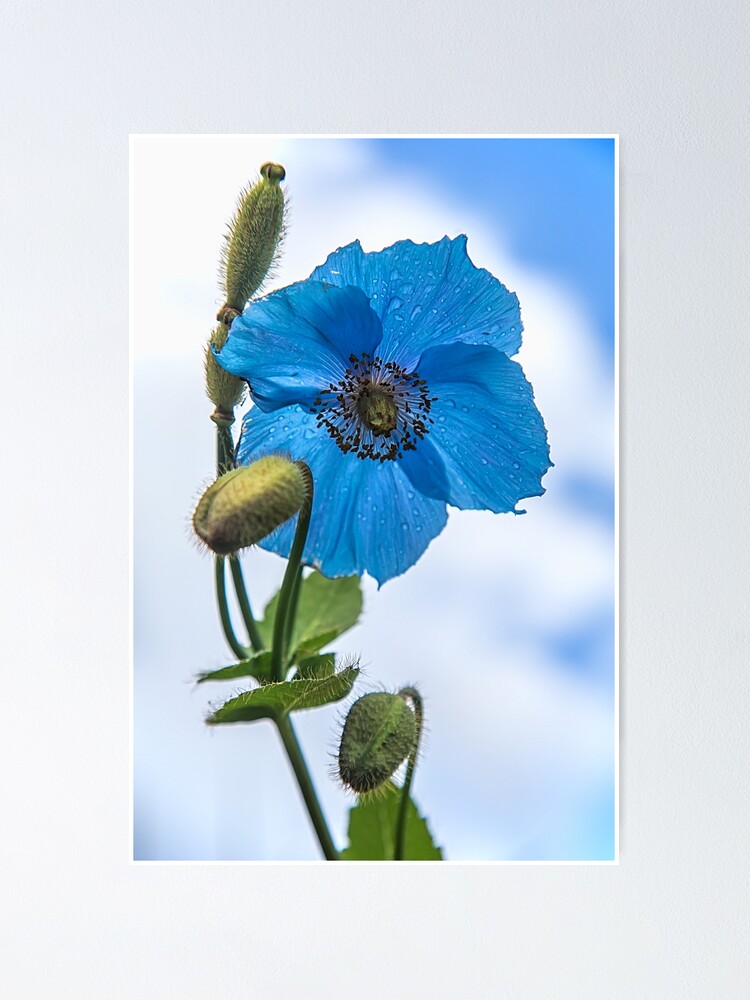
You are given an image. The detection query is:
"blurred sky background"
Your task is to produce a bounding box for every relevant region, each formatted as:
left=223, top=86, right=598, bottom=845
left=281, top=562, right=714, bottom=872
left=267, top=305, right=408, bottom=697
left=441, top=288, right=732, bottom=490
left=132, top=136, right=615, bottom=861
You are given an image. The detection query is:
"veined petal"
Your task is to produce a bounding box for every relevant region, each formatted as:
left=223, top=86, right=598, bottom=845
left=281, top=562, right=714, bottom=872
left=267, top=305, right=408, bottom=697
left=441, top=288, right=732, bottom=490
left=216, top=281, right=383, bottom=411
left=346, top=459, right=448, bottom=585
left=309, top=236, right=522, bottom=367
left=237, top=404, right=447, bottom=584
left=402, top=342, right=552, bottom=512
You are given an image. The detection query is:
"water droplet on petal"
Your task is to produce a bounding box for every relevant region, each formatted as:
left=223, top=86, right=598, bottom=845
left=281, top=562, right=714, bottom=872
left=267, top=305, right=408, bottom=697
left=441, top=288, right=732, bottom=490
left=513, top=461, right=520, bottom=469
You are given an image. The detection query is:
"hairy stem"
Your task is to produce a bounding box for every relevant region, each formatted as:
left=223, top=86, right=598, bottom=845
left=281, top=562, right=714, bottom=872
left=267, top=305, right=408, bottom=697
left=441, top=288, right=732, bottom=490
left=394, top=687, right=423, bottom=861
left=276, top=714, right=338, bottom=860
left=283, top=564, right=304, bottom=667
left=214, top=556, right=251, bottom=661
left=228, top=557, right=265, bottom=652
left=216, top=422, right=234, bottom=474
left=271, top=465, right=313, bottom=682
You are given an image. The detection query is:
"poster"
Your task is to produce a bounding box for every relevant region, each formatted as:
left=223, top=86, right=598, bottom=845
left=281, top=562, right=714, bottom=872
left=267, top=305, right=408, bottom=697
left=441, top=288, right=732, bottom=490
left=132, top=136, right=617, bottom=862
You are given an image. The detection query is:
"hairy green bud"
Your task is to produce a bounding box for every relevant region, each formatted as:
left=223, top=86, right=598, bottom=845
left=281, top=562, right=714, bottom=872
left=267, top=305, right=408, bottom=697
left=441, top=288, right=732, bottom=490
left=218, top=164, right=286, bottom=314
left=338, top=692, right=417, bottom=794
left=204, top=323, right=245, bottom=412
left=193, top=456, right=307, bottom=555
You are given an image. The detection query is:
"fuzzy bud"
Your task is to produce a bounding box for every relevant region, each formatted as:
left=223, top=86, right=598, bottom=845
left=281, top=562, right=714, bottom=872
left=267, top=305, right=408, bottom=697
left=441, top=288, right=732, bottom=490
left=218, top=164, right=286, bottom=315
left=338, top=692, right=417, bottom=794
left=193, top=456, right=307, bottom=555
left=204, top=323, right=246, bottom=412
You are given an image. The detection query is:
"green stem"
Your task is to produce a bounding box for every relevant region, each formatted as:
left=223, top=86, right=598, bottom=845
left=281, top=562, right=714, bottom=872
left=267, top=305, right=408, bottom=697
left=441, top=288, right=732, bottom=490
left=394, top=687, right=423, bottom=861
left=229, top=557, right=265, bottom=652
left=271, top=465, right=313, bottom=682
left=216, top=422, right=234, bottom=474
left=283, top=564, right=304, bottom=667
left=276, top=714, right=338, bottom=860
left=214, top=556, right=250, bottom=661
left=212, top=420, right=264, bottom=656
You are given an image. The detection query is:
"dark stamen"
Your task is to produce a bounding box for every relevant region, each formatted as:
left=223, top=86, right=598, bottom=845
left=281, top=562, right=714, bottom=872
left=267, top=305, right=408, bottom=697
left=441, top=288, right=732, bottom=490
left=310, top=354, right=435, bottom=461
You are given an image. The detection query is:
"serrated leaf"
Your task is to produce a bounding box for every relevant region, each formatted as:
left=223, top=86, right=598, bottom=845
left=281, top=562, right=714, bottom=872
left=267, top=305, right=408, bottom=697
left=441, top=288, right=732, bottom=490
left=256, top=571, right=362, bottom=654
left=195, top=651, right=273, bottom=684
left=206, top=664, right=359, bottom=725
left=341, top=782, right=442, bottom=861
left=293, top=653, right=336, bottom=680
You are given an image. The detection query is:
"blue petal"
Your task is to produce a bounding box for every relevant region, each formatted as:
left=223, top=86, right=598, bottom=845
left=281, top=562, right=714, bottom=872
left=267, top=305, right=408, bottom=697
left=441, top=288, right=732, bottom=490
left=237, top=405, right=448, bottom=584
left=309, top=236, right=522, bottom=367
left=216, top=281, right=383, bottom=411
left=400, top=343, right=552, bottom=512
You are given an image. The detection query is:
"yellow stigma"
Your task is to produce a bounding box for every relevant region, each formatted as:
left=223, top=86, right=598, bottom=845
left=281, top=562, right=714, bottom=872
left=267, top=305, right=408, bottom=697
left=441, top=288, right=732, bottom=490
left=356, top=388, right=398, bottom=436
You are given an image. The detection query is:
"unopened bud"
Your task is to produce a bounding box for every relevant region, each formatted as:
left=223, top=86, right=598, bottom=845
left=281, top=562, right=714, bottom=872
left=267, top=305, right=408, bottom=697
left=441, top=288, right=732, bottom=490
left=218, top=164, right=286, bottom=315
left=193, top=456, right=307, bottom=555
left=205, top=323, right=245, bottom=411
left=338, top=692, right=417, bottom=794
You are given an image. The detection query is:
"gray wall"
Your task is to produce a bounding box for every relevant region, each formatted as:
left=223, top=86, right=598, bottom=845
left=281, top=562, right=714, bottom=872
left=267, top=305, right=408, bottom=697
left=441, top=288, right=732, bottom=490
left=2, top=0, right=747, bottom=996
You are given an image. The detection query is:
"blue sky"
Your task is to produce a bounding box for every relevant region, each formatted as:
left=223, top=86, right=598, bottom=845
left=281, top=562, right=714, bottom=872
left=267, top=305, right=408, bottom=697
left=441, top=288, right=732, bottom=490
left=132, top=136, right=616, bottom=861
left=370, top=138, right=615, bottom=364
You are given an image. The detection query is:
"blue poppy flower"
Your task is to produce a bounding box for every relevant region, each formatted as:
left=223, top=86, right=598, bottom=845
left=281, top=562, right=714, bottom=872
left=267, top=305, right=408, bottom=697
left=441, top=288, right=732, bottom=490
left=216, top=236, right=551, bottom=584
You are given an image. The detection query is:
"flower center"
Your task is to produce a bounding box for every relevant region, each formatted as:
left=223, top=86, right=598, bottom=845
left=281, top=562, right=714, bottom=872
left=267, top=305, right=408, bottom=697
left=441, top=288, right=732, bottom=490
left=355, top=388, right=398, bottom=436
left=311, top=353, right=436, bottom=461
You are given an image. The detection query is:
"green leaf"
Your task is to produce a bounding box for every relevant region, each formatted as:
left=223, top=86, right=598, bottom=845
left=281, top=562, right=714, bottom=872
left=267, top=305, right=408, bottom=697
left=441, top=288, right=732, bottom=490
left=295, top=628, right=345, bottom=657
left=341, top=782, right=443, bottom=861
left=206, top=664, right=359, bottom=725
left=293, top=653, right=336, bottom=680
left=256, top=571, right=362, bottom=654
left=195, top=651, right=273, bottom=684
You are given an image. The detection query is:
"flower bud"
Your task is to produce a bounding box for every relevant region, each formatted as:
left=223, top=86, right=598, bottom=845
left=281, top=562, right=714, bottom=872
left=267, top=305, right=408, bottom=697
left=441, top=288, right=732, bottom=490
left=204, top=323, right=246, bottom=412
left=338, top=692, right=417, bottom=794
left=218, top=163, right=286, bottom=315
left=193, top=456, right=307, bottom=555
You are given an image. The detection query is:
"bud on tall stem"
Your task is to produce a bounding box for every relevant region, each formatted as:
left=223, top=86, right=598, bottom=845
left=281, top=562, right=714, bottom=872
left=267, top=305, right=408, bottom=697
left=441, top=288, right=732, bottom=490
left=204, top=322, right=246, bottom=413
left=218, top=162, right=286, bottom=320
left=193, top=455, right=308, bottom=555
left=338, top=692, right=418, bottom=795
